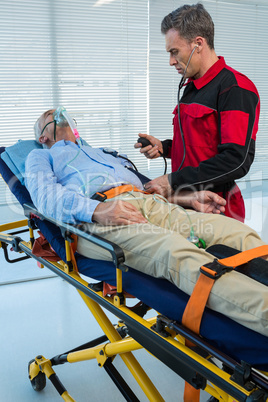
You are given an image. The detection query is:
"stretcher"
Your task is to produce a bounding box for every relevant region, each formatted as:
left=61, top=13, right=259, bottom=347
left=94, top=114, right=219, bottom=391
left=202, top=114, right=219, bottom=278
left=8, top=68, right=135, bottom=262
left=0, top=143, right=268, bottom=402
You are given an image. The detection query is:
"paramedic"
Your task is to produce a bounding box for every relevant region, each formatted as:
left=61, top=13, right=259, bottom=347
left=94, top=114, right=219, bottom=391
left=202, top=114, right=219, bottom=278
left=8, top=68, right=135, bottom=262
left=25, top=110, right=267, bottom=335
left=135, top=3, right=260, bottom=223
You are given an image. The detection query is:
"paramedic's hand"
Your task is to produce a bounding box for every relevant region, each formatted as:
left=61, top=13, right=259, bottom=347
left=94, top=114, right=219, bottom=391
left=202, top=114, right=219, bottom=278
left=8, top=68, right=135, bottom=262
left=134, top=133, right=163, bottom=159
left=92, top=201, right=148, bottom=225
left=191, top=191, right=226, bottom=214
left=144, top=175, right=174, bottom=198
left=168, top=190, right=226, bottom=214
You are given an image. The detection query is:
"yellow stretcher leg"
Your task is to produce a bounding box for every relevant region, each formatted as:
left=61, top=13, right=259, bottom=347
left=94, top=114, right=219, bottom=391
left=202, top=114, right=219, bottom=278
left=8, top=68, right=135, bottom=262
left=77, top=289, right=165, bottom=402
left=29, top=356, right=76, bottom=401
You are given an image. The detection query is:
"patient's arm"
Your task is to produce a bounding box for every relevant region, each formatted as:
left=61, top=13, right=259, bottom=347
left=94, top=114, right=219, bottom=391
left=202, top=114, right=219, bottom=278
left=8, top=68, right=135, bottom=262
left=92, top=191, right=226, bottom=226
left=167, top=190, right=226, bottom=214
left=25, top=150, right=100, bottom=224
left=92, top=200, right=148, bottom=225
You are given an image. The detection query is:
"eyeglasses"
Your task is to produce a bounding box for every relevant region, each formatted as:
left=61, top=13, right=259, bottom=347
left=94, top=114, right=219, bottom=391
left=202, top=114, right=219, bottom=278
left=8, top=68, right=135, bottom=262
left=40, top=120, right=57, bottom=140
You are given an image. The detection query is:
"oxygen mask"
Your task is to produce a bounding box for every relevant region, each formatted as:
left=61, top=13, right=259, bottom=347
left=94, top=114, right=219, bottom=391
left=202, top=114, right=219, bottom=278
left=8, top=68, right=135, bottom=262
left=53, top=107, right=69, bottom=127
left=52, top=106, right=82, bottom=146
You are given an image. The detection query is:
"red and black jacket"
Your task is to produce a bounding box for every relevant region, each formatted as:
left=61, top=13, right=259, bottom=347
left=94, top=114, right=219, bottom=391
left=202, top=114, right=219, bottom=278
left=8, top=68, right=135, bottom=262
left=162, top=57, right=260, bottom=196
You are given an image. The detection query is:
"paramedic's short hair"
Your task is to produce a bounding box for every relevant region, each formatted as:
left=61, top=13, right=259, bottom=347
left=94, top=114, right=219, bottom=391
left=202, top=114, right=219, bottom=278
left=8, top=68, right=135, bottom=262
left=34, top=116, right=48, bottom=149
left=161, top=3, right=215, bottom=49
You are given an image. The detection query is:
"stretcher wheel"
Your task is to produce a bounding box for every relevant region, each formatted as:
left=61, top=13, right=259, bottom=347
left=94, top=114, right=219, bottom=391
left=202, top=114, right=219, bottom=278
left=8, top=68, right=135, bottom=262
left=28, top=359, right=46, bottom=391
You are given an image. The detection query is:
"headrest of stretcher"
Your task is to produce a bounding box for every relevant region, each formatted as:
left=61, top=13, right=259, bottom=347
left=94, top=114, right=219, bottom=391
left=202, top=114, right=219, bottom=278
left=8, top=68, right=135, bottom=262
left=0, top=146, right=33, bottom=206
left=0, top=140, right=42, bottom=185
left=0, top=145, right=66, bottom=260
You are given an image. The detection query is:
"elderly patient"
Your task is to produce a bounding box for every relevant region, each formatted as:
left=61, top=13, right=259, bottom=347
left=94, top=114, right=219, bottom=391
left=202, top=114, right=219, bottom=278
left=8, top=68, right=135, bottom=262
left=25, top=109, right=268, bottom=335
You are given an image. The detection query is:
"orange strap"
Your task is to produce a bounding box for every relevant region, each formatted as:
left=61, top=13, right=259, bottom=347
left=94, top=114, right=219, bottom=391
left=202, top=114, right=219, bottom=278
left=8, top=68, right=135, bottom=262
left=182, top=273, right=215, bottom=334
left=218, top=245, right=268, bottom=268
left=184, top=382, right=200, bottom=402
left=182, top=244, right=268, bottom=334
left=93, top=184, right=148, bottom=201
left=182, top=245, right=268, bottom=402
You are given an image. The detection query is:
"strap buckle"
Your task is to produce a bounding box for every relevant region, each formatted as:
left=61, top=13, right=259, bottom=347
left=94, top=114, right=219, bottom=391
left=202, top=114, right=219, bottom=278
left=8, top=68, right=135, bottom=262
left=91, top=192, right=107, bottom=202
left=200, top=259, right=233, bottom=279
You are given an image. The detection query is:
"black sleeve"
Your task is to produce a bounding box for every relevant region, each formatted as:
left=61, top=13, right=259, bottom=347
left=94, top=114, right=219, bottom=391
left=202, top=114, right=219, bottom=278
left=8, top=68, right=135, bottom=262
left=169, top=84, right=259, bottom=191
left=168, top=139, right=255, bottom=191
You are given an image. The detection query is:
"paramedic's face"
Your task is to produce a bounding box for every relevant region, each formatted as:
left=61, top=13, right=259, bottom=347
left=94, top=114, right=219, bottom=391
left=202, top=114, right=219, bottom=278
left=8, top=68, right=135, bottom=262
left=165, top=29, right=200, bottom=79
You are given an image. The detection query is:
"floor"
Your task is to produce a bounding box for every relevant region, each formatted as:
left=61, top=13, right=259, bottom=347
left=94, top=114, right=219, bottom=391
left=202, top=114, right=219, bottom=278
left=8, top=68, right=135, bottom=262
left=1, top=180, right=268, bottom=402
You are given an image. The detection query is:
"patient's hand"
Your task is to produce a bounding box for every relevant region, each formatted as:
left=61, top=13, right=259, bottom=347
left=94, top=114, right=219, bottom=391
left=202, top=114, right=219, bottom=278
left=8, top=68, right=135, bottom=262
left=92, top=200, right=148, bottom=225
left=168, top=190, right=226, bottom=214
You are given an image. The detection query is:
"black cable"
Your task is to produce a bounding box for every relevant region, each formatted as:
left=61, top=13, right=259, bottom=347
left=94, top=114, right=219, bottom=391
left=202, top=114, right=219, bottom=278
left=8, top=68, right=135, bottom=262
left=177, top=76, right=186, bottom=171
left=119, top=155, right=138, bottom=171
left=102, top=148, right=138, bottom=171
left=159, top=150, right=167, bottom=175
left=176, top=45, right=198, bottom=171
left=137, top=137, right=167, bottom=175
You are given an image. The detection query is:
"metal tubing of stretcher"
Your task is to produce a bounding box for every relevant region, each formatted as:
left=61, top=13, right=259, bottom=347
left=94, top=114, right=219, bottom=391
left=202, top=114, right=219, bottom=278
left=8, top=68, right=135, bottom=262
left=66, top=336, right=142, bottom=363
left=65, top=240, right=72, bottom=262
left=0, top=219, right=28, bottom=233
left=205, top=383, right=229, bottom=401
left=103, top=359, right=140, bottom=402
left=77, top=290, right=165, bottom=402
left=170, top=320, right=268, bottom=393
left=116, top=268, right=123, bottom=294
left=38, top=358, right=75, bottom=402
left=14, top=240, right=268, bottom=401
left=23, top=203, right=127, bottom=269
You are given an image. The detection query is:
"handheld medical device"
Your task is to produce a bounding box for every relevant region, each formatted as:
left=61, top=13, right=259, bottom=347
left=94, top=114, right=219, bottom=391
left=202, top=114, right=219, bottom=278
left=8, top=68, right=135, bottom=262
left=137, top=137, right=167, bottom=175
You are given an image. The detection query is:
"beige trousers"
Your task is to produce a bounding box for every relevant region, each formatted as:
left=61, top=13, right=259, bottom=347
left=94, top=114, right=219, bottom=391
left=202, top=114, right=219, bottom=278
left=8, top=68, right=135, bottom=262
left=77, top=192, right=268, bottom=336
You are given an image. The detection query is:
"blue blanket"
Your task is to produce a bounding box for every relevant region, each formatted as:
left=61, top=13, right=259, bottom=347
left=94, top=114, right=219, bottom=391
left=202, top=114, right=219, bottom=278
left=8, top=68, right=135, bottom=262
left=1, top=140, right=42, bottom=184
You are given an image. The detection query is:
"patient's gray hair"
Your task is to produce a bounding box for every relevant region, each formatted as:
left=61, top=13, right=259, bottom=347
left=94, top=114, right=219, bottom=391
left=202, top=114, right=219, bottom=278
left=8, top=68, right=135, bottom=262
left=34, top=116, right=48, bottom=149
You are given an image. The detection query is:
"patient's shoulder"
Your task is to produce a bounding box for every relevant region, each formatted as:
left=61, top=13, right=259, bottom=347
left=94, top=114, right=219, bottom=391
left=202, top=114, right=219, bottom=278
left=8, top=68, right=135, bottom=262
left=28, top=147, right=49, bottom=159
left=26, top=148, right=51, bottom=169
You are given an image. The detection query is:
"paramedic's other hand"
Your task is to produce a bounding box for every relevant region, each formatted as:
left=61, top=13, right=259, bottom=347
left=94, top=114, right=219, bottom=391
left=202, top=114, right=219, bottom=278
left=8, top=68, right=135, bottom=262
left=134, top=133, right=163, bottom=159
left=92, top=201, right=148, bottom=226
left=169, top=190, right=226, bottom=214
left=144, top=175, right=173, bottom=198
left=191, top=191, right=226, bottom=214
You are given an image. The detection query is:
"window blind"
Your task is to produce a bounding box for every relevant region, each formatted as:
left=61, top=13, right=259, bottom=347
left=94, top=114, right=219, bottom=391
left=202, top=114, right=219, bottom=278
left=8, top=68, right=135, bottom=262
left=1, top=0, right=268, bottom=207
left=0, top=0, right=148, bottom=205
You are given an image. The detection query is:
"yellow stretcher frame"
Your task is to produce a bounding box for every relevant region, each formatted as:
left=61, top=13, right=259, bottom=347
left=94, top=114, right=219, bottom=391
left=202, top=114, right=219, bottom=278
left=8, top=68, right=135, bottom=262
left=0, top=203, right=267, bottom=402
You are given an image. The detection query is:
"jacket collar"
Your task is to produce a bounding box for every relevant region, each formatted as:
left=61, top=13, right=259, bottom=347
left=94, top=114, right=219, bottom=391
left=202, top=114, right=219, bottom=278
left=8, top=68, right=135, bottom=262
left=188, top=56, right=226, bottom=90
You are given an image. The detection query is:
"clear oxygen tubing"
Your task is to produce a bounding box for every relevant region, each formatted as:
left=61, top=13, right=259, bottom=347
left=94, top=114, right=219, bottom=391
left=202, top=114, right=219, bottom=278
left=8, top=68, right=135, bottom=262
left=103, top=184, right=198, bottom=241
left=53, top=106, right=88, bottom=193
left=144, top=193, right=198, bottom=243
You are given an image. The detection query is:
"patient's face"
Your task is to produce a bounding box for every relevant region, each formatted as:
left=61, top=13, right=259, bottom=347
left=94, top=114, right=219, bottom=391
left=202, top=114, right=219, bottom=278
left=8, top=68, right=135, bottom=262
left=39, top=109, right=76, bottom=147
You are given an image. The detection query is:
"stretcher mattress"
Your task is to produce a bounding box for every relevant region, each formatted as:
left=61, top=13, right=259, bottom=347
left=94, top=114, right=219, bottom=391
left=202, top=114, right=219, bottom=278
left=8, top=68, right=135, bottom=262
left=1, top=146, right=268, bottom=371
